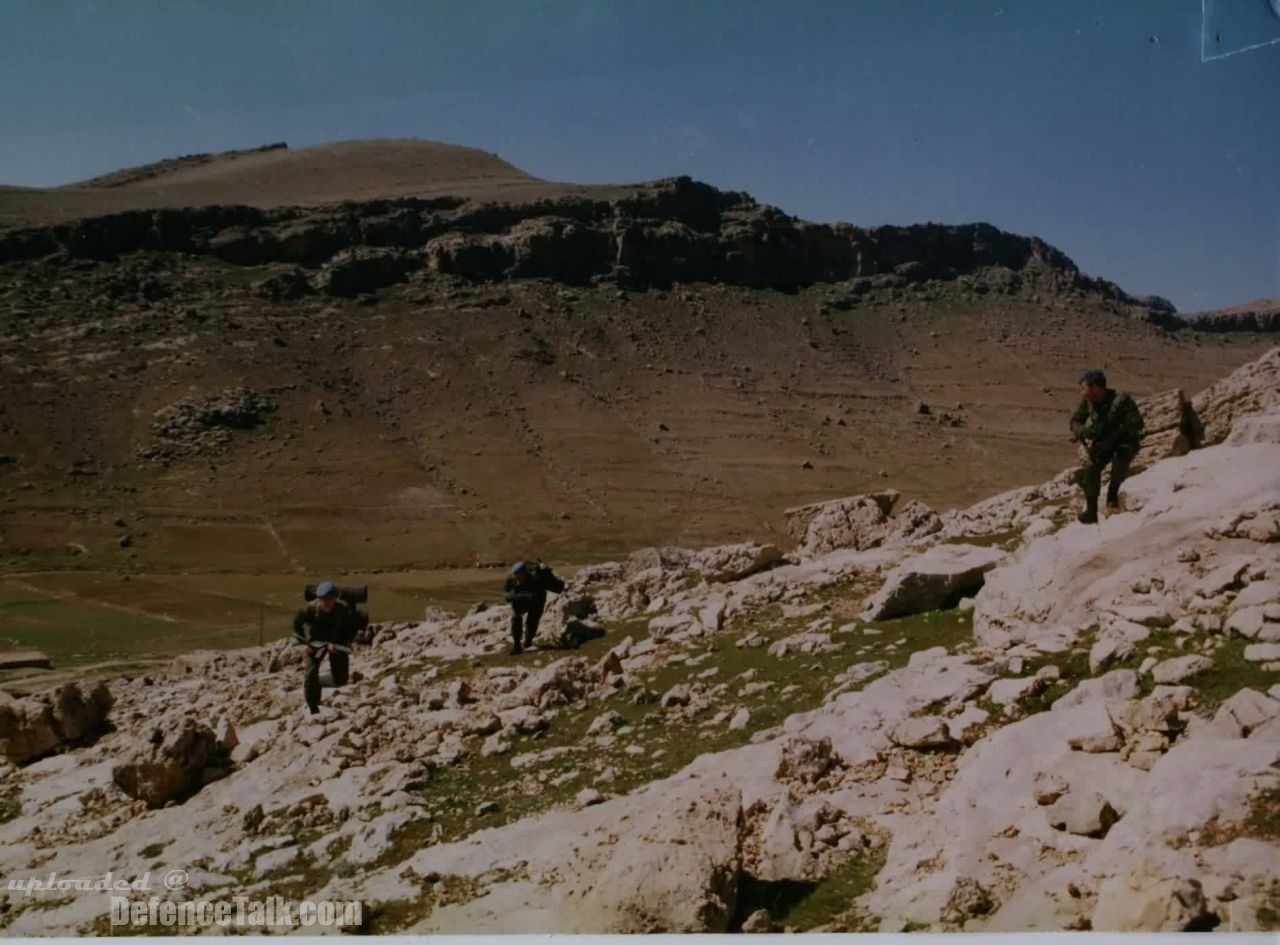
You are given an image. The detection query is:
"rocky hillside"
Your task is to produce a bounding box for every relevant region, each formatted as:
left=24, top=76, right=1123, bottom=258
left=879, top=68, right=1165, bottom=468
left=1, top=142, right=1274, bottom=571
left=1, top=348, right=1276, bottom=933
left=1186, top=297, right=1280, bottom=334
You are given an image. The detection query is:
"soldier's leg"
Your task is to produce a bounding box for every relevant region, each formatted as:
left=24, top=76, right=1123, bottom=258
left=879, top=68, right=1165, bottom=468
left=1106, top=446, right=1137, bottom=508
left=525, top=599, right=544, bottom=647
left=330, top=650, right=349, bottom=687
left=510, top=607, right=525, bottom=654
left=303, top=653, right=322, bottom=714
left=1077, top=453, right=1102, bottom=523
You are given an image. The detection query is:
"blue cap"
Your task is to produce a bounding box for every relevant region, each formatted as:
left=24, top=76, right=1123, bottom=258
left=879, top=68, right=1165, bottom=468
left=511, top=561, right=526, bottom=573
left=316, top=580, right=337, bottom=598
left=1079, top=369, right=1106, bottom=386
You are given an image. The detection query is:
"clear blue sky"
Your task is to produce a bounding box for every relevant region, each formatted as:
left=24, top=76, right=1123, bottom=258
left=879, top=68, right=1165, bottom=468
left=2, top=0, right=1277, bottom=311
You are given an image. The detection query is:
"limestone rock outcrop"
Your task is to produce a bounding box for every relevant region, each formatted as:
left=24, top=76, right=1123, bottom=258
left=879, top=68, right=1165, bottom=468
left=0, top=681, right=113, bottom=765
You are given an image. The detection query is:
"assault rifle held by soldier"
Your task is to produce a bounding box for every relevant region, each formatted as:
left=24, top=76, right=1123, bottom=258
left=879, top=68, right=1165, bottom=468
left=292, top=581, right=368, bottom=715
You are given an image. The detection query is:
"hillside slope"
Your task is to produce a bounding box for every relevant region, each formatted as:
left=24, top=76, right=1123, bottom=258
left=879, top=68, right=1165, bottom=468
left=0, top=142, right=1274, bottom=578
left=0, top=348, right=1276, bottom=934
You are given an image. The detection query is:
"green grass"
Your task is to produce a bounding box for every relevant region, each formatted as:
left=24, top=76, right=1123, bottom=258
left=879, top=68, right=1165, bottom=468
left=369, top=581, right=976, bottom=929
left=1190, top=637, right=1279, bottom=708
left=1243, top=785, right=1280, bottom=843
left=0, top=791, right=20, bottom=825
left=0, top=566, right=507, bottom=670
left=0, top=584, right=183, bottom=668
left=734, top=850, right=887, bottom=932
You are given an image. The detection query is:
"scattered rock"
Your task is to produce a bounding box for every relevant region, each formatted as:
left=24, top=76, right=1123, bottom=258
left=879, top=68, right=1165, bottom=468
left=888, top=716, right=955, bottom=750
left=1046, top=791, right=1119, bottom=838
left=693, top=543, right=783, bottom=583
left=775, top=737, right=836, bottom=783
left=1150, top=654, right=1213, bottom=685
left=862, top=544, right=1006, bottom=621
left=660, top=685, right=691, bottom=709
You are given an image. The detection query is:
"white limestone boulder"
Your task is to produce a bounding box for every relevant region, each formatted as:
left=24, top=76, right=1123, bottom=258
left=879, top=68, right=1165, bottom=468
left=862, top=544, right=1007, bottom=621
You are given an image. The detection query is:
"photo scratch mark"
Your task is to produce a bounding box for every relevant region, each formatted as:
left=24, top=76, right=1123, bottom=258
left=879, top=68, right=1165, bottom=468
left=1201, top=0, right=1280, bottom=61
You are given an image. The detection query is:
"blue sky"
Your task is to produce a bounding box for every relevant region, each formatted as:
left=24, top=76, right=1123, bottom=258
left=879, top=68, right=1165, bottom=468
left=1, top=0, right=1277, bottom=311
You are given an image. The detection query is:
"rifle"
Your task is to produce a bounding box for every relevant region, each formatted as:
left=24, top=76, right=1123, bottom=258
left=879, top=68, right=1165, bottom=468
left=293, top=633, right=351, bottom=657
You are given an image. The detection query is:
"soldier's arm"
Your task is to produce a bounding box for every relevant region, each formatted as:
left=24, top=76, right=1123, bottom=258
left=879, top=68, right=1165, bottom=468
left=503, top=577, right=523, bottom=604
left=292, top=607, right=311, bottom=642
left=1123, top=396, right=1145, bottom=440
left=1069, top=400, right=1091, bottom=440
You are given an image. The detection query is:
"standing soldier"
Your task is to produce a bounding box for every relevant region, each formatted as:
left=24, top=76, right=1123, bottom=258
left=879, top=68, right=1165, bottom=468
left=504, top=560, right=565, bottom=655
left=294, top=580, right=358, bottom=715
left=1070, top=369, right=1145, bottom=524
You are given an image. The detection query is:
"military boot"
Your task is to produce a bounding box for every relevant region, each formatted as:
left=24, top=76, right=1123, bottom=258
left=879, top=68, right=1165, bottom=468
left=1077, top=496, right=1098, bottom=524
left=1105, top=485, right=1121, bottom=512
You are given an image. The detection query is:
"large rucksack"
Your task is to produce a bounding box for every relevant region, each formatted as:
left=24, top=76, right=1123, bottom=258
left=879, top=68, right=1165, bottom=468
left=537, top=564, right=566, bottom=594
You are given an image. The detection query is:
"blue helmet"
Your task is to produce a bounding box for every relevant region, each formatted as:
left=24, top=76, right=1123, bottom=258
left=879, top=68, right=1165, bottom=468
left=1079, top=369, right=1106, bottom=386
left=315, top=580, right=337, bottom=598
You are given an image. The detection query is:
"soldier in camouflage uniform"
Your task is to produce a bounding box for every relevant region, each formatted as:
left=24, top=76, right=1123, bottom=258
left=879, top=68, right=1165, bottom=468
left=1070, top=369, right=1144, bottom=524
left=293, top=580, right=358, bottom=714
left=503, top=560, right=565, bottom=655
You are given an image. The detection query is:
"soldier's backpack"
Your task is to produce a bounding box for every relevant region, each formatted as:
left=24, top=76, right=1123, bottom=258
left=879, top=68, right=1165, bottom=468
left=537, top=564, right=566, bottom=594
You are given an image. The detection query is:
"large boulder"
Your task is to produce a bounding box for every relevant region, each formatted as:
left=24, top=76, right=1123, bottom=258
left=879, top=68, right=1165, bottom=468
left=784, top=490, right=899, bottom=556
left=974, top=432, right=1280, bottom=649
left=862, top=544, right=1007, bottom=621
left=1191, top=347, right=1280, bottom=446
left=1225, top=407, right=1280, bottom=447
left=0, top=681, right=113, bottom=765
left=496, top=657, right=590, bottom=709
left=112, top=718, right=221, bottom=808
left=693, top=542, right=783, bottom=584
left=1131, top=388, right=1196, bottom=473
left=1091, top=858, right=1211, bottom=931
left=410, top=779, right=743, bottom=933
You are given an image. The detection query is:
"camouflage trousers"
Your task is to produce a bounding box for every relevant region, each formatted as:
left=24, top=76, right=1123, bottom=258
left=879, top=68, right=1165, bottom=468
left=1077, top=443, right=1139, bottom=500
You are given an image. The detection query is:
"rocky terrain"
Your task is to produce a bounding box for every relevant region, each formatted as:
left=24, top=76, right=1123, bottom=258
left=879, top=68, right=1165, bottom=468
left=1, top=347, right=1276, bottom=934
left=1187, top=297, right=1280, bottom=334
left=1, top=140, right=1274, bottom=582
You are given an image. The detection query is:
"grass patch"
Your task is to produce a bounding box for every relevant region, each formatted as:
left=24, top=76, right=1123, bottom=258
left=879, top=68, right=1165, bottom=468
left=1191, top=637, right=1278, bottom=708
left=0, top=791, right=20, bottom=825
left=139, top=841, right=167, bottom=859
left=1243, top=785, right=1280, bottom=843
left=377, top=578, right=976, bottom=899
left=1015, top=645, right=1094, bottom=716
left=0, top=566, right=507, bottom=670
left=1258, top=889, right=1280, bottom=930
left=733, top=850, right=887, bottom=931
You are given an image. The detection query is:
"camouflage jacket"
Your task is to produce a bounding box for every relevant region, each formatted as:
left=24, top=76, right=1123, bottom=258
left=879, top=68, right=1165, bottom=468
left=1070, top=389, right=1144, bottom=454
left=293, top=600, right=357, bottom=645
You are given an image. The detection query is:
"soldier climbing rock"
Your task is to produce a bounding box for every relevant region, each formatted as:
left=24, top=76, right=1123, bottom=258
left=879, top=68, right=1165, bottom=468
left=504, top=560, right=565, bottom=655
left=294, top=580, right=359, bottom=714
left=1070, top=368, right=1144, bottom=524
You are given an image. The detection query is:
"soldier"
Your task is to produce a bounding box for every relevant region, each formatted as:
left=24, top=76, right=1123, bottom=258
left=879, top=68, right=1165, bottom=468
left=503, top=560, right=565, bottom=655
left=1070, top=369, right=1144, bottom=524
left=293, top=580, right=358, bottom=714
